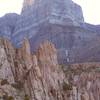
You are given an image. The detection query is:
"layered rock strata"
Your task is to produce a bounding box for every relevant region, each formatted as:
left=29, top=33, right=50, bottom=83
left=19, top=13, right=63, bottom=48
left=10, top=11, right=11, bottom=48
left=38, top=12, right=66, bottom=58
left=0, top=0, right=100, bottom=63
left=0, top=13, right=19, bottom=39
left=12, top=0, right=84, bottom=47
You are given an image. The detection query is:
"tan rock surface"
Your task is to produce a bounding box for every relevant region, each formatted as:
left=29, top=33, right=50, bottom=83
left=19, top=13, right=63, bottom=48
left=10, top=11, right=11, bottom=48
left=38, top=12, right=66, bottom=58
left=0, top=38, right=99, bottom=100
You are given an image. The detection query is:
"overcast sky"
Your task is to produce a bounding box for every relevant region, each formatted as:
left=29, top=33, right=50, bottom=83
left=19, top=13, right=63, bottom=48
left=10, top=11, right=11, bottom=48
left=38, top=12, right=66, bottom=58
left=73, top=0, right=100, bottom=25
left=0, top=0, right=23, bottom=16
left=0, top=0, right=100, bottom=25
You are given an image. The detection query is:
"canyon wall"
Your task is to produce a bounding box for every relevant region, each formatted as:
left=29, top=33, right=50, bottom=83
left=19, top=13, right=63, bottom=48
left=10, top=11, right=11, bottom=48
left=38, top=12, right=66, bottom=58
left=12, top=0, right=84, bottom=47
left=0, top=0, right=100, bottom=63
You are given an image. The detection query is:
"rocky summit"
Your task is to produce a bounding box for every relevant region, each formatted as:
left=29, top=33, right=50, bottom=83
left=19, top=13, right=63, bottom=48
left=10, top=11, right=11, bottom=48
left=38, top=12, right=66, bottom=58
left=12, top=0, right=84, bottom=47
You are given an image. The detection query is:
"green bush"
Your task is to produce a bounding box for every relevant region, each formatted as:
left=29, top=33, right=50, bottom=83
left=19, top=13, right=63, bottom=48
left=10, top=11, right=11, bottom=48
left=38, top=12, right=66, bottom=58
left=2, top=95, right=8, bottom=100
left=8, top=96, right=14, bottom=100
left=62, top=82, right=73, bottom=91
left=11, top=81, right=23, bottom=90
left=2, top=95, right=14, bottom=100
left=1, top=79, right=9, bottom=86
left=95, top=67, right=100, bottom=72
left=24, top=95, right=29, bottom=100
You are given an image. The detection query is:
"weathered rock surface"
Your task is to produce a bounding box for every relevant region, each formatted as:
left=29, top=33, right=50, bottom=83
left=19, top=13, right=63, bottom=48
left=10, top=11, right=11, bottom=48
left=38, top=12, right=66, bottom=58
left=0, top=38, right=99, bottom=100
left=13, top=0, right=84, bottom=46
left=0, top=13, right=19, bottom=39
left=0, top=39, right=66, bottom=100
left=0, top=0, right=100, bottom=99
left=11, top=0, right=100, bottom=64
left=63, top=62, right=100, bottom=100
left=0, top=0, right=100, bottom=63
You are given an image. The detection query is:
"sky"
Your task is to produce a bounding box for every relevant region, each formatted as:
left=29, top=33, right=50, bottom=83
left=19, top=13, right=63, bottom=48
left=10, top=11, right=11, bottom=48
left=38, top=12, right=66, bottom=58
left=0, top=0, right=100, bottom=25
left=73, top=0, right=100, bottom=25
left=0, top=0, right=23, bottom=16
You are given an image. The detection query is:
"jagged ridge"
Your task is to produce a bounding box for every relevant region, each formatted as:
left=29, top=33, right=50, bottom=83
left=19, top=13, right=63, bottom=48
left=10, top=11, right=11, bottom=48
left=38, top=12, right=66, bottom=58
left=0, top=38, right=99, bottom=100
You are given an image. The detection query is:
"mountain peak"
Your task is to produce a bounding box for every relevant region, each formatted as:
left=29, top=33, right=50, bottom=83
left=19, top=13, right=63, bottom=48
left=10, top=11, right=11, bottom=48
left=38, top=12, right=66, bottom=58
left=23, top=0, right=33, bottom=6
left=22, top=0, right=84, bottom=25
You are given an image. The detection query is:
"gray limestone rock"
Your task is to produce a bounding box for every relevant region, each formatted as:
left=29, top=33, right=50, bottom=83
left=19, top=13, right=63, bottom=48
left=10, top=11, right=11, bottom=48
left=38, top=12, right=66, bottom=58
left=0, top=0, right=100, bottom=63
left=0, top=13, right=19, bottom=39
left=12, top=0, right=84, bottom=47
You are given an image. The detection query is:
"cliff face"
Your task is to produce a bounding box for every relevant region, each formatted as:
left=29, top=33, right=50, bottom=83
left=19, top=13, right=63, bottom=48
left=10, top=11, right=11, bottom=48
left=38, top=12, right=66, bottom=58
left=0, top=0, right=100, bottom=63
left=22, top=0, right=84, bottom=25
left=0, top=13, right=19, bottom=39
left=0, top=39, right=65, bottom=100
left=13, top=0, right=84, bottom=47
left=0, top=38, right=99, bottom=100
left=11, top=0, right=100, bottom=63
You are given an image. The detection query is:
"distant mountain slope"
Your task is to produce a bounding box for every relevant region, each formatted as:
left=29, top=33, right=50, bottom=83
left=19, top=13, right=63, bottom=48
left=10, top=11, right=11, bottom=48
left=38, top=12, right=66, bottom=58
left=72, top=37, right=100, bottom=62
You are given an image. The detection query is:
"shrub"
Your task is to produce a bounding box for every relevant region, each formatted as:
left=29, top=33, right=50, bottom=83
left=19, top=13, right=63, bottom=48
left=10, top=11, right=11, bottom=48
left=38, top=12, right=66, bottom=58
left=11, top=81, right=23, bottom=90
left=2, top=95, right=14, bottom=100
left=95, top=67, right=100, bottom=72
left=1, top=79, right=9, bottom=86
left=24, top=94, right=29, bottom=100
left=62, top=82, right=73, bottom=91
left=2, top=95, right=8, bottom=100
left=8, top=96, right=14, bottom=100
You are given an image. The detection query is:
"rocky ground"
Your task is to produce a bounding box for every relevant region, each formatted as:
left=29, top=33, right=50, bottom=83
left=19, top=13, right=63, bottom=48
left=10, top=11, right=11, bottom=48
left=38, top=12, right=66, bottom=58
left=0, top=38, right=99, bottom=100
left=0, top=0, right=100, bottom=100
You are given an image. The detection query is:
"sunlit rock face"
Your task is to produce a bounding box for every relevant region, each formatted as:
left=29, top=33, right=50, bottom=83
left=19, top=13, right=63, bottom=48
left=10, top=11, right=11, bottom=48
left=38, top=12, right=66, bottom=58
left=0, top=38, right=99, bottom=100
left=0, top=39, right=66, bottom=100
